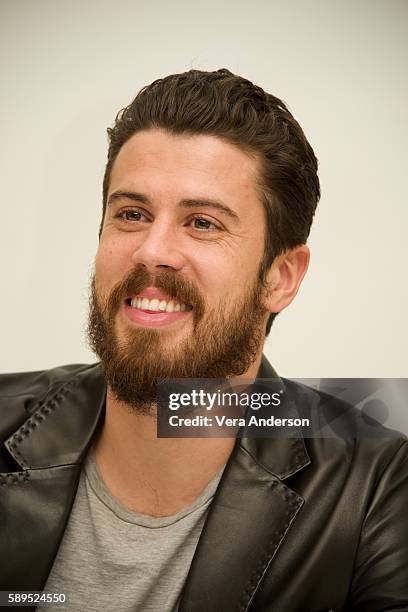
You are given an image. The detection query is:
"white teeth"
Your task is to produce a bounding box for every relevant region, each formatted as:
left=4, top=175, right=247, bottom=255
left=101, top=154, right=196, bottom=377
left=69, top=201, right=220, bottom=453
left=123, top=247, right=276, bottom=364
left=149, top=298, right=159, bottom=310
left=129, top=297, right=191, bottom=313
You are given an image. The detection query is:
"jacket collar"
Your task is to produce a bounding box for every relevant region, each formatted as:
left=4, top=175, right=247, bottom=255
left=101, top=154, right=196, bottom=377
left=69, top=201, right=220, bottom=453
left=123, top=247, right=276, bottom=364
left=5, top=364, right=106, bottom=470
left=240, top=355, right=311, bottom=481
left=5, top=357, right=310, bottom=479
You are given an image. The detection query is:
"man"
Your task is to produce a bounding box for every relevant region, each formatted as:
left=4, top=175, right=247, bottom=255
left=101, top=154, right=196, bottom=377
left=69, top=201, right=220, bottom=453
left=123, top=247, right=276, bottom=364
left=0, top=69, right=407, bottom=611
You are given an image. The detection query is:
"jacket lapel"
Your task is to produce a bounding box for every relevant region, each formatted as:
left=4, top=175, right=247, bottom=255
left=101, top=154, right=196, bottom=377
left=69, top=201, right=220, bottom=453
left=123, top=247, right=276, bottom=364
left=179, top=357, right=311, bottom=612
left=0, top=365, right=106, bottom=591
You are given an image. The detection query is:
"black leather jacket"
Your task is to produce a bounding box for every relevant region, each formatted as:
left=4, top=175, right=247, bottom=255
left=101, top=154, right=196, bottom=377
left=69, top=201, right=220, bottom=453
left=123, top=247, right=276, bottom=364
left=1, top=358, right=407, bottom=611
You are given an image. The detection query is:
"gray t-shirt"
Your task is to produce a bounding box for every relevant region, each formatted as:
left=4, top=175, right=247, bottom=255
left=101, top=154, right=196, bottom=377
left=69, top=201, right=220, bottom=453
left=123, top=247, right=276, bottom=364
left=40, top=450, right=224, bottom=611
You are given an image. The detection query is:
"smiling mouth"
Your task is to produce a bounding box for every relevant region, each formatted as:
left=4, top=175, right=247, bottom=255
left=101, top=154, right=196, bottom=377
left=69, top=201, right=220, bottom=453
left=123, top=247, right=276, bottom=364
left=125, top=296, right=193, bottom=314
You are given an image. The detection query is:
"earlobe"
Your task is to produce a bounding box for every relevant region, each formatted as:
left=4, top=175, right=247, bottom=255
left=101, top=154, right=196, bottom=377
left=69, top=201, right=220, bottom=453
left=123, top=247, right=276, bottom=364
left=262, top=245, right=310, bottom=314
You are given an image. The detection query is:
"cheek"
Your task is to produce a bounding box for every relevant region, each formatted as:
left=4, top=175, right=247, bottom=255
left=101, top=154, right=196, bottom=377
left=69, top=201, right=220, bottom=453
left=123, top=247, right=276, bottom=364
left=94, top=239, right=128, bottom=289
left=192, top=250, right=241, bottom=304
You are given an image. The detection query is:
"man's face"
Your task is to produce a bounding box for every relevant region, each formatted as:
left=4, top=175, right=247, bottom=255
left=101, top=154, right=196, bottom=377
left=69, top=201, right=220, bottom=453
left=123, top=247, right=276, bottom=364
left=89, top=128, right=270, bottom=410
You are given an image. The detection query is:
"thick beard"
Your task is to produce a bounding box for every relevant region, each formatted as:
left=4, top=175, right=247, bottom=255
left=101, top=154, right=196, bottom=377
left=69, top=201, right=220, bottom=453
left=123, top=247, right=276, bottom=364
left=87, top=266, right=267, bottom=414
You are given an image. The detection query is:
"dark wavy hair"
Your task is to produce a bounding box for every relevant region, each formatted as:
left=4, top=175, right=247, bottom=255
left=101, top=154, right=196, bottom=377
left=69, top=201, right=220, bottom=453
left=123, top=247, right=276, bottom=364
left=101, top=69, right=320, bottom=334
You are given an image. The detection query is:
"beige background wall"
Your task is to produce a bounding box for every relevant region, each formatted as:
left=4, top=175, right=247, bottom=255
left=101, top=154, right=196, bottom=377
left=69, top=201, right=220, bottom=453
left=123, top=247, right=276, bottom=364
left=1, top=0, right=407, bottom=377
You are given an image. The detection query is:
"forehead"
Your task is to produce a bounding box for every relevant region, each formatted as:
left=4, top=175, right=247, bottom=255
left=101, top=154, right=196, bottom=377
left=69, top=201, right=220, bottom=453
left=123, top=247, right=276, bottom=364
left=108, top=129, right=264, bottom=219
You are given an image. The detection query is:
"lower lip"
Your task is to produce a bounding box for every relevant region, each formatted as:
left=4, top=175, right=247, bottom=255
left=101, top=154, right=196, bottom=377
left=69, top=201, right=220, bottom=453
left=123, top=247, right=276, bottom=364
left=123, top=302, right=192, bottom=328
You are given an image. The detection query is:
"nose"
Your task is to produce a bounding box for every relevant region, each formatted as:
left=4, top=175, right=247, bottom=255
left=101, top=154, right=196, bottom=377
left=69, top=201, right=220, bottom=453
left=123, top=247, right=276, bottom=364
left=131, top=216, right=186, bottom=273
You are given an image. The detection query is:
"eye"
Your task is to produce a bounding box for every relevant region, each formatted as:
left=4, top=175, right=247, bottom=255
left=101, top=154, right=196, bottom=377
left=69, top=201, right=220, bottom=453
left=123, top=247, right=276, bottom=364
left=115, top=208, right=149, bottom=223
left=190, top=216, right=220, bottom=231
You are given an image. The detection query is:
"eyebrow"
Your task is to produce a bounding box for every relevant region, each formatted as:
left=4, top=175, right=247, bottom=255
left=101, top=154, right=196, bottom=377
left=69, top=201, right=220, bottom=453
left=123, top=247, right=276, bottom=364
left=107, top=190, right=240, bottom=222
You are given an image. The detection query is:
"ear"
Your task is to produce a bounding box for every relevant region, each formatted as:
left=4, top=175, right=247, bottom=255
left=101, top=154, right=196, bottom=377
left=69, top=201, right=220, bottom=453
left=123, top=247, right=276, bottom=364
left=262, top=245, right=310, bottom=313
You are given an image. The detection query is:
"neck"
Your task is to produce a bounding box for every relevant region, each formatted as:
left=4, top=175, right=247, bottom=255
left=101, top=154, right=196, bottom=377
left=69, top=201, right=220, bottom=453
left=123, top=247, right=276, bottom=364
left=93, top=351, right=264, bottom=517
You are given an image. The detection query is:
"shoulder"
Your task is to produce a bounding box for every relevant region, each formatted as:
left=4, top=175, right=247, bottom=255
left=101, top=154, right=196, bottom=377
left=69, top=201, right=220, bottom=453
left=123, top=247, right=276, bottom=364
left=282, top=376, right=407, bottom=477
left=0, top=363, right=101, bottom=441
left=0, top=363, right=100, bottom=405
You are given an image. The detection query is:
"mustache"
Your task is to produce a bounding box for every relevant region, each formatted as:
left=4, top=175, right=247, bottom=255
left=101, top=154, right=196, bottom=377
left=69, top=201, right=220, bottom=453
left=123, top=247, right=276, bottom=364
left=102, top=266, right=206, bottom=325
